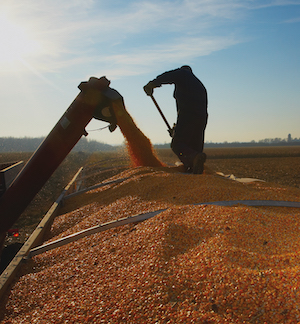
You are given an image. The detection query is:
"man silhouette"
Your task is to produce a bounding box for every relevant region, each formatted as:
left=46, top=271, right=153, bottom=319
left=144, top=65, right=208, bottom=174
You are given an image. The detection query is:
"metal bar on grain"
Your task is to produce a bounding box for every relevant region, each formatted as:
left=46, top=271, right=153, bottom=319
left=28, top=199, right=300, bottom=258
left=196, top=200, right=300, bottom=208
left=63, top=177, right=130, bottom=200
left=28, top=209, right=166, bottom=258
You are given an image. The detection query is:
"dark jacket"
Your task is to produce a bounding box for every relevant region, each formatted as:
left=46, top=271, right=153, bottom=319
left=151, top=67, right=208, bottom=118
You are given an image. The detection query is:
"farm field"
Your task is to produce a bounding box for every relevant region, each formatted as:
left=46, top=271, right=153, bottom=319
left=159, top=145, right=300, bottom=189
left=204, top=146, right=300, bottom=189
left=0, top=145, right=300, bottom=323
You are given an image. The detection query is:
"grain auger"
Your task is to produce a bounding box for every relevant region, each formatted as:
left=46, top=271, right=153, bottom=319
left=0, top=76, right=122, bottom=252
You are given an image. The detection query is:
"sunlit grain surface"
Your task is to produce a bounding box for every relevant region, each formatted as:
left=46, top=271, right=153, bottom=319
left=1, top=165, right=300, bottom=323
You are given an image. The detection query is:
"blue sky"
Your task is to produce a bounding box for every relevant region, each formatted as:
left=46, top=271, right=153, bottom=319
left=0, top=0, right=299, bottom=146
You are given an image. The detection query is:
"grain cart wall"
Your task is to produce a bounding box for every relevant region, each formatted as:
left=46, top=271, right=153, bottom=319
left=0, top=161, right=24, bottom=198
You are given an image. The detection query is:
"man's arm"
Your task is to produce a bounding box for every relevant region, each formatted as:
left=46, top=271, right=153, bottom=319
left=143, top=68, right=181, bottom=96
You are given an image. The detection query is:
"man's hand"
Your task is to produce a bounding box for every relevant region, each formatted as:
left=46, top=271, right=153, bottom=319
left=168, top=123, right=176, bottom=137
left=143, top=81, right=155, bottom=96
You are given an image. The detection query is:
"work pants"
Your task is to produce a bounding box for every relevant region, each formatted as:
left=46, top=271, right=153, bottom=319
left=171, top=114, right=208, bottom=169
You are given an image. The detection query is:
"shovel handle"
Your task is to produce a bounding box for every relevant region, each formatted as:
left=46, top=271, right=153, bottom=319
left=150, top=94, right=172, bottom=131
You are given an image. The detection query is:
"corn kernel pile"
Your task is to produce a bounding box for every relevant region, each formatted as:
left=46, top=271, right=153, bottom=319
left=1, top=166, right=300, bottom=323
left=111, top=100, right=164, bottom=168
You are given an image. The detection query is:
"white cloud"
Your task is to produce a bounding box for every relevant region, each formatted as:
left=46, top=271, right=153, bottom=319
left=1, top=0, right=299, bottom=77
left=94, top=35, right=240, bottom=79
left=283, top=16, right=300, bottom=23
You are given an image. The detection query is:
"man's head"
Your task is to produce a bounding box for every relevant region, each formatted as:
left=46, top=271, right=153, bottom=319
left=180, top=65, right=192, bottom=72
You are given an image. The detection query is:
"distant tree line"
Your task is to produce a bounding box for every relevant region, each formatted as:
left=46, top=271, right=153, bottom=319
left=0, top=137, right=117, bottom=153
left=257, top=135, right=300, bottom=144
left=204, top=135, right=300, bottom=148
left=155, top=135, right=300, bottom=149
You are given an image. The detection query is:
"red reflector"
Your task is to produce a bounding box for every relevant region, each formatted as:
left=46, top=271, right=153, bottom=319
left=7, top=229, right=19, bottom=237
